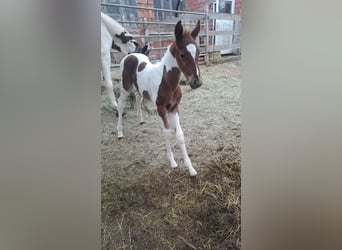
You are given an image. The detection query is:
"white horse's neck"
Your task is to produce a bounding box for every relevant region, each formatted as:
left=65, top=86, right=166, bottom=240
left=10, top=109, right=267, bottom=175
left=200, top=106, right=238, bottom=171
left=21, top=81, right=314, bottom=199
left=101, top=12, right=126, bottom=35
left=160, top=45, right=179, bottom=72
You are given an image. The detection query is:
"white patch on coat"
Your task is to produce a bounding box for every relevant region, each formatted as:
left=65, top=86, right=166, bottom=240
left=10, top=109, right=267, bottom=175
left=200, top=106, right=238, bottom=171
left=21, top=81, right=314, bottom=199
left=186, top=44, right=197, bottom=59
left=163, top=45, right=178, bottom=72
left=186, top=44, right=199, bottom=76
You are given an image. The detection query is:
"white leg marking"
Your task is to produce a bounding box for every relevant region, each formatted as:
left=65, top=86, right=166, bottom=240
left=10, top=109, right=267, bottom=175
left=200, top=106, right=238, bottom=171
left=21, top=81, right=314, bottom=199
left=169, top=113, right=197, bottom=176
left=162, top=128, right=178, bottom=168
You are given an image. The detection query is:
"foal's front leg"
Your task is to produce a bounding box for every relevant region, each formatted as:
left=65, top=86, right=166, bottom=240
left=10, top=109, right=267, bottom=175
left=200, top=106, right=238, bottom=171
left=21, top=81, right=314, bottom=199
left=157, top=106, right=177, bottom=168
left=169, top=112, right=197, bottom=176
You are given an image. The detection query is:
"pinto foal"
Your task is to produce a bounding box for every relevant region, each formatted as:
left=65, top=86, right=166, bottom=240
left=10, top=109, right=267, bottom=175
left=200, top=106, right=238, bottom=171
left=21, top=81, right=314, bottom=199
left=117, top=20, right=202, bottom=176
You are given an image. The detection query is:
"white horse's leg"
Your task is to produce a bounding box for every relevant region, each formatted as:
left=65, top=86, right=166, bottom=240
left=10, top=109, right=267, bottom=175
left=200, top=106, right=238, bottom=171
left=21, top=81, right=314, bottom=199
left=169, top=112, right=197, bottom=176
left=135, top=92, right=144, bottom=124
left=101, top=51, right=117, bottom=109
left=117, top=89, right=129, bottom=138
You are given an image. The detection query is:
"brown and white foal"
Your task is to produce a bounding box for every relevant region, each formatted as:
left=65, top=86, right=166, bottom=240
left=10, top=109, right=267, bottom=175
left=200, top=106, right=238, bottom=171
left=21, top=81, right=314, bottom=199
left=117, top=20, right=202, bottom=176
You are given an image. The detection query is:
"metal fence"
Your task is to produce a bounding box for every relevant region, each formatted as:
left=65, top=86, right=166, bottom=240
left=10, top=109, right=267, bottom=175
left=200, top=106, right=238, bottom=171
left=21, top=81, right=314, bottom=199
left=101, top=2, right=241, bottom=66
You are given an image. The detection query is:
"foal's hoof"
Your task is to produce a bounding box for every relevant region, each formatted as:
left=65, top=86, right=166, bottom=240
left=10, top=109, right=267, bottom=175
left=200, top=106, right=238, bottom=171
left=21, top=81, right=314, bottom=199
left=140, top=121, right=145, bottom=125
left=189, top=169, right=197, bottom=177
left=170, top=161, right=178, bottom=168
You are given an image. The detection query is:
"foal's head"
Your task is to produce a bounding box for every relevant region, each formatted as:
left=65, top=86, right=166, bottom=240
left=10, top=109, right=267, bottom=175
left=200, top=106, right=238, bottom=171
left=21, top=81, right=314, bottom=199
left=131, top=41, right=152, bottom=56
left=173, top=20, right=202, bottom=89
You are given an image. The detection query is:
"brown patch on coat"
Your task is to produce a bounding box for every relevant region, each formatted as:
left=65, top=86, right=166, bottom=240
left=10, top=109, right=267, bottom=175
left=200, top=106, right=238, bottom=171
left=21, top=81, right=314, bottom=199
left=142, top=90, right=151, bottom=102
left=156, top=66, right=182, bottom=128
left=138, top=62, right=147, bottom=72
left=122, top=55, right=138, bottom=92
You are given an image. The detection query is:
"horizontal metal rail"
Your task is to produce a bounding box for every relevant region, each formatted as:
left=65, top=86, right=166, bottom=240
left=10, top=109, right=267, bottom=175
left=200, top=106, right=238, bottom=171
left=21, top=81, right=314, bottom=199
left=101, top=3, right=206, bottom=16
left=117, top=20, right=209, bottom=26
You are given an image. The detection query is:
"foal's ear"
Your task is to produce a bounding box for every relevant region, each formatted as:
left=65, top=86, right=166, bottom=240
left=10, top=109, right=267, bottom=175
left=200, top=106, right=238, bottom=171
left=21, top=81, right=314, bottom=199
left=141, top=42, right=151, bottom=56
left=175, top=20, right=183, bottom=42
left=191, top=20, right=201, bottom=39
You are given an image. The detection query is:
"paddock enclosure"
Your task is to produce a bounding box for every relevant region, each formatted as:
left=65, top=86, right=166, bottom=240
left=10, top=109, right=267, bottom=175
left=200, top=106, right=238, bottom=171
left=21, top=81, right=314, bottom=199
left=101, top=1, right=241, bottom=66
left=101, top=2, right=241, bottom=249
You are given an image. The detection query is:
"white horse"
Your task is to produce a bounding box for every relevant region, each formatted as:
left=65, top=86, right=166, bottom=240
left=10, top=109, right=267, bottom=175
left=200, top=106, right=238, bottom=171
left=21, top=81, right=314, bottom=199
left=101, top=12, right=139, bottom=109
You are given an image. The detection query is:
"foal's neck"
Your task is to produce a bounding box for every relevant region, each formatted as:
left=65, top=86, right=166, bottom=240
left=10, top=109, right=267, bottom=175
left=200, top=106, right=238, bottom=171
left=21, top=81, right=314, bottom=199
left=161, top=44, right=179, bottom=72
left=160, top=43, right=181, bottom=90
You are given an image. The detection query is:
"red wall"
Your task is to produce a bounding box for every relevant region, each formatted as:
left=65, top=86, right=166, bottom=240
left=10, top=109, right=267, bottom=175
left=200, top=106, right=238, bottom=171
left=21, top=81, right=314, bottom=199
left=136, top=0, right=154, bottom=21
left=187, top=0, right=241, bottom=14
left=235, top=0, right=241, bottom=14
left=187, top=0, right=207, bottom=12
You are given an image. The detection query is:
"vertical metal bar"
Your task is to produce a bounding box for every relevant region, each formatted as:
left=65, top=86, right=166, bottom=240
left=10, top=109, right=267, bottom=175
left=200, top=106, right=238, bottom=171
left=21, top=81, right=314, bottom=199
left=205, top=4, right=209, bottom=66
left=158, top=21, right=161, bottom=60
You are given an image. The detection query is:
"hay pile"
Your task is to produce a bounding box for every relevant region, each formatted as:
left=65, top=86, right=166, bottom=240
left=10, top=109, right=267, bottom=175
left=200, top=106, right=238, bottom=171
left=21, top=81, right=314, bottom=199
left=102, top=151, right=240, bottom=249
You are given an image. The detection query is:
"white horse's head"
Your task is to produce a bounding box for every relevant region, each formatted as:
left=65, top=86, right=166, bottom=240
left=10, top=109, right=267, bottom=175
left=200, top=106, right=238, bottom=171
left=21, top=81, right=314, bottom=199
left=113, top=31, right=137, bottom=54
left=101, top=12, right=138, bottom=54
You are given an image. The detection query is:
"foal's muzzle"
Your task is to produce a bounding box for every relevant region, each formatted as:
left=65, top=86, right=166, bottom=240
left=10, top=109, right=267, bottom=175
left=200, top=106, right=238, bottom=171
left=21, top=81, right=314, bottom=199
left=189, top=78, right=203, bottom=89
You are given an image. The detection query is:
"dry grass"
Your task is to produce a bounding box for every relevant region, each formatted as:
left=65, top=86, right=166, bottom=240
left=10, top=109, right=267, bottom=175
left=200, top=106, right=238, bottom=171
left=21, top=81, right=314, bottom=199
left=101, top=61, right=241, bottom=249
left=102, top=152, right=240, bottom=249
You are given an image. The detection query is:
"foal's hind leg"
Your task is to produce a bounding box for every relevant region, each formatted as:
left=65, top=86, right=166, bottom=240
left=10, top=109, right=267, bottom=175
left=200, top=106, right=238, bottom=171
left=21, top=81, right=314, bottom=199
left=135, top=92, right=144, bottom=124
left=117, top=89, right=129, bottom=138
left=169, top=112, right=197, bottom=176
left=101, top=52, right=117, bottom=109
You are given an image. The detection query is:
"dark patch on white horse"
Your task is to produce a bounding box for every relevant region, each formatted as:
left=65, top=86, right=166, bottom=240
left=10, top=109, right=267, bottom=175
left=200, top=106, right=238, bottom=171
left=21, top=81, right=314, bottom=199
left=115, top=31, right=133, bottom=44
left=111, top=41, right=121, bottom=52
left=112, top=41, right=152, bottom=56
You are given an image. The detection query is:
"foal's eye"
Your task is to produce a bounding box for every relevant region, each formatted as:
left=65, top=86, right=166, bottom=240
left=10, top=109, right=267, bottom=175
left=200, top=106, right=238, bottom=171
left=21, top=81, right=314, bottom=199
left=180, top=54, right=185, bottom=58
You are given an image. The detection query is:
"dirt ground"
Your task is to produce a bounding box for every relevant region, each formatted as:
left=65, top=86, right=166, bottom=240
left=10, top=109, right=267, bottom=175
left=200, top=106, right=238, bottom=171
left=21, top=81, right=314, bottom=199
left=101, top=60, right=241, bottom=249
